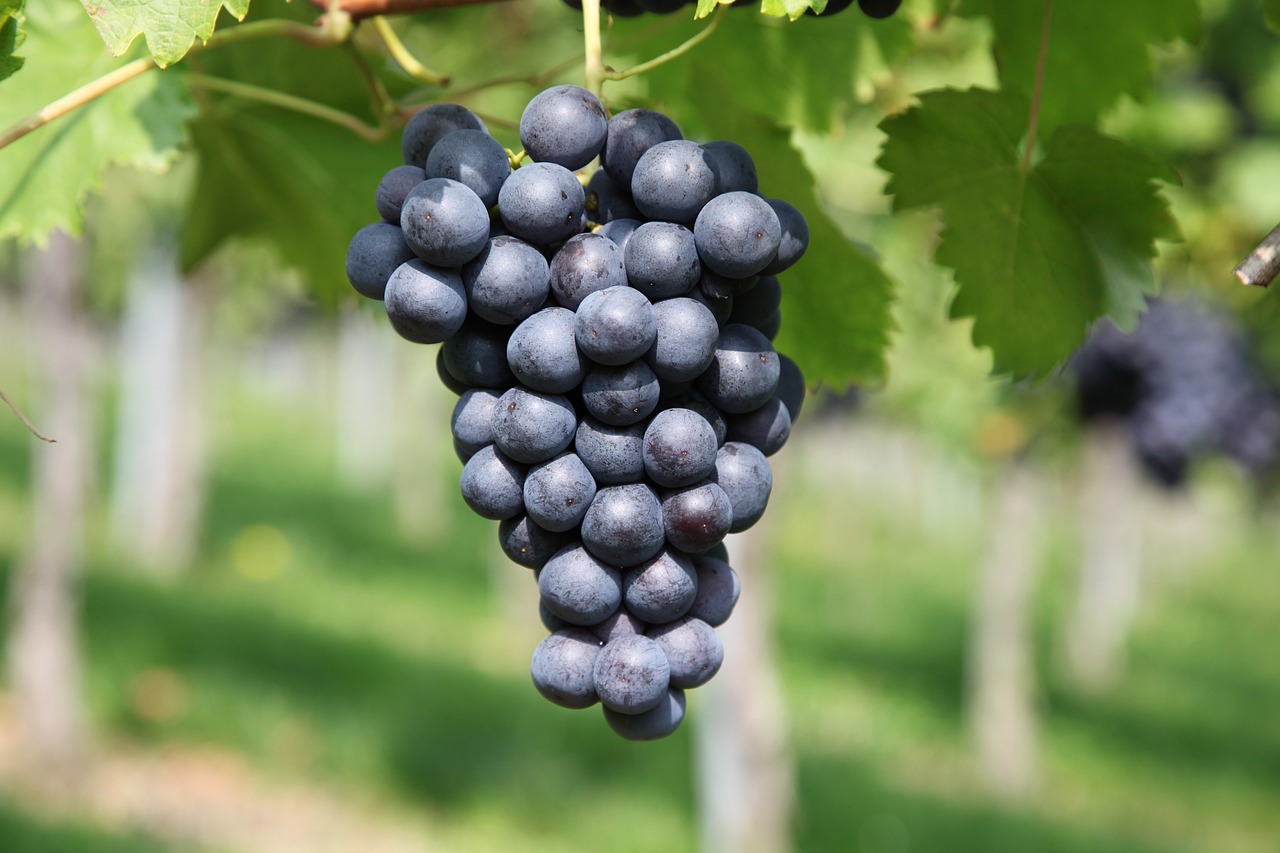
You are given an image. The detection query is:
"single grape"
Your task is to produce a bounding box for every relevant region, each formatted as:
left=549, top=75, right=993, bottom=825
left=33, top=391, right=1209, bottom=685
left=575, top=286, right=658, bottom=366
left=347, top=222, right=416, bottom=301
left=726, top=397, right=792, bottom=456
left=701, top=140, right=759, bottom=195
left=425, top=128, right=511, bottom=209
left=491, top=387, right=578, bottom=464
left=643, top=407, right=719, bottom=488
left=596, top=218, right=642, bottom=252
left=631, top=140, right=717, bottom=225
left=575, top=417, right=647, bottom=485
left=590, top=607, right=648, bottom=644
left=661, top=480, right=732, bottom=554
left=549, top=232, right=629, bottom=309
left=498, top=162, right=586, bottom=246
left=375, top=166, right=426, bottom=225
left=462, top=236, right=550, bottom=325
left=581, top=483, right=666, bottom=566
left=498, top=513, right=573, bottom=569
left=401, top=103, right=486, bottom=169
left=520, top=85, right=609, bottom=171
left=459, top=444, right=526, bottom=520
left=712, top=441, right=772, bottom=532
left=695, top=324, right=781, bottom=414
left=531, top=629, right=602, bottom=709
left=761, top=199, right=809, bottom=275
left=442, top=318, right=516, bottom=388
left=624, top=222, right=701, bottom=301
left=593, top=635, right=671, bottom=715
left=540, top=543, right=623, bottom=626
left=506, top=306, right=587, bottom=394
left=775, top=353, right=806, bottom=422
left=603, top=688, right=685, bottom=741
left=645, top=297, right=719, bottom=383
left=694, top=192, right=782, bottom=279
left=582, top=361, right=662, bottom=426
left=586, top=169, right=642, bottom=223
left=384, top=259, right=468, bottom=344
left=689, top=555, right=739, bottom=626
left=601, top=109, right=683, bottom=189
left=437, top=347, right=471, bottom=396
left=400, top=178, right=491, bottom=268
left=451, top=388, right=500, bottom=461
left=524, top=452, right=598, bottom=532
left=623, top=549, right=698, bottom=624
left=648, top=616, right=723, bottom=689
left=661, top=389, right=728, bottom=447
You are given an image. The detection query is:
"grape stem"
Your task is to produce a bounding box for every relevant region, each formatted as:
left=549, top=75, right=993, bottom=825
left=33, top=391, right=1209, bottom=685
left=0, top=17, right=353, bottom=154
left=601, top=6, right=725, bottom=82
left=1234, top=223, right=1280, bottom=288
left=1021, top=0, right=1052, bottom=171
left=309, top=0, right=517, bottom=20
left=583, top=0, right=605, bottom=98
left=370, top=15, right=451, bottom=86
left=0, top=389, right=55, bottom=444
left=186, top=75, right=388, bottom=140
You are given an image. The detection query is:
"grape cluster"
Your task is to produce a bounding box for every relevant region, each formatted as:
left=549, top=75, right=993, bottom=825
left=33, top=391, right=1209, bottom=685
left=346, top=85, right=808, bottom=740
left=1071, top=296, right=1280, bottom=488
left=560, top=0, right=901, bottom=19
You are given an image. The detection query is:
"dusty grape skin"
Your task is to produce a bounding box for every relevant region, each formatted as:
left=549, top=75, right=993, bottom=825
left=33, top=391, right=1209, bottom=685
left=593, top=635, right=671, bottom=715
left=661, top=480, right=732, bottom=554
left=451, top=388, right=500, bottom=462
left=581, top=483, right=665, bottom=567
left=540, top=599, right=572, bottom=633
left=498, top=162, right=586, bottom=246
left=574, top=418, right=647, bottom=485
left=685, top=282, right=734, bottom=327
left=498, top=513, right=573, bottom=569
left=549, top=232, right=629, bottom=310
left=623, top=222, right=702, bottom=301
left=590, top=607, right=647, bottom=644
left=661, top=389, right=728, bottom=447
left=596, top=218, right=642, bottom=252
left=506, top=306, right=586, bottom=394
left=603, top=688, right=685, bottom=741
left=491, top=387, right=578, bottom=464
left=689, top=555, right=739, bottom=627
left=601, top=108, right=683, bottom=189
left=645, top=297, right=719, bottom=383
left=622, top=548, right=698, bottom=624
left=347, top=222, right=416, bottom=301
left=586, top=169, right=642, bottom=223
left=631, top=139, right=716, bottom=225
left=648, top=616, right=723, bottom=689
left=695, top=324, right=781, bottom=414
left=462, top=236, right=550, bottom=326
left=523, top=452, right=598, bottom=533
left=442, top=318, right=515, bottom=388
left=726, top=396, right=792, bottom=457
left=384, top=259, right=468, bottom=344
left=693, top=192, right=782, bottom=279
left=436, top=347, right=471, bottom=396
left=712, top=441, right=773, bottom=533
left=459, top=445, right=527, bottom=520
left=581, top=361, right=662, bottom=427
left=531, top=629, right=603, bottom=709
left=401, top=103, right=486, bottom=168
left=539, top=543, right=623, bottom=626
left=701, top=140, right=759, bottom=195
left=519, top=85, right=608, bottom=171
left=375, top=165, right=426, bottom=225
left=775, top=353, right=806, bottom=422
left=575, top=286, right=658, bottom=366
left=761, top=198, right=809, bottom=275
left=642, top=407, right=719, bottom=488
left=425, top=128, right=511, bottom=209
left=399, top=177, right=491, bottom=268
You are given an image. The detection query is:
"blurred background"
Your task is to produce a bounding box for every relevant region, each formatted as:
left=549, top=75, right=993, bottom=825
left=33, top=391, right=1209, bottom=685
left=1, top=0, right=1279, bottom=851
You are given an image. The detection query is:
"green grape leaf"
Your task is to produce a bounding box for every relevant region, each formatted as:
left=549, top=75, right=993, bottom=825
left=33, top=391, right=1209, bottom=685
left=687, top=68, right=894, bottom=386
left=878, top=88, right=1180, bottom=378
left=1267, top=0, right=1280, bottom=33
left=694, top=0, right=730, bottom=17
left=79, top=0, right=250, bottom=67
left=958, top=0, right=1200, bottom=134
left=0, top=2, right=192, bottom=245
left=1, top=0, right=24, bottom=84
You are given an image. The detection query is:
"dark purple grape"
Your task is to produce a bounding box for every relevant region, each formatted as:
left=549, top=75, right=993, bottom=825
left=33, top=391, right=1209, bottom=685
left=524, top=452, right=597, bottom=532
left=451, top=388, right=500, bottom=461
left=575, top=418, right=647, bottom=485
left=695, top=324, right=781, bottom=414
left=459, top=445, right=526, bottom=520
left=581, top=360, right=661, bottom=426
left=648, top=616, right=723, bottom=689
left=462, top=236, right=550, bottom=325
left=506, top=306, right=587, bottom=394
left=384, top=259, right=467, bottom=344
left=491, top=387, right=578, bottom=464
left=601, top=109, right=683, bottom=189
left=376, top=166, right=426, bottom=224
left=593, top=635, right=671, bottom=714
left=581, top=483, right=665, bottom=566
left=623, top=549, right=697, bottom=624
left=519, top=85, right=608, bottom=171
left=575, top=286, right=658, bottom=366
left=661, top=480, right=732, bottom=554
left=549, top=232, right=629, bottom=310
left=603, top=688, right=685, bottom=740
left=642, top=408, right=719, bottom=488
left=498, top=513, right=573, bottom=568
left=531, top=629, right=602, bottom=709
left=540, top=544, right=623, bottom=626
left=347, top=222, right=416, bottom=301
left=689, top=555, right=739, bottom=626
left=401, top=103, right=486, bottom=169
left=712, top=441, right=772, bottom=532
left=425, top=129, right=511, bottom=209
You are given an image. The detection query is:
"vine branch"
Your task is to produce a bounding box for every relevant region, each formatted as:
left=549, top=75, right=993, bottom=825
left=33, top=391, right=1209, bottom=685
left=0, top=389, right=55, bottom=443
left=186, top=75, right=388, bottom=140
left=1234, top=223, right=1280, bottom=288
left=1021, top=0, right=1052, bottom=171
left=370, top=16, right=451, bottom=86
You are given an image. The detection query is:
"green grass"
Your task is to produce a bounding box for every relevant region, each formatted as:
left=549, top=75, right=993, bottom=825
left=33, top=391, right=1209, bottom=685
left=0, top=391, right=1277, bottom=852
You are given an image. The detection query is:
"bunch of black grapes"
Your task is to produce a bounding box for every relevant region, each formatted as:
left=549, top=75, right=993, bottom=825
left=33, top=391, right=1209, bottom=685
left=1071, top=296, right=1280, bottom=488
left=345, top=85, right=809, bottom=740
left=560, top=0, right=901, bottom=20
